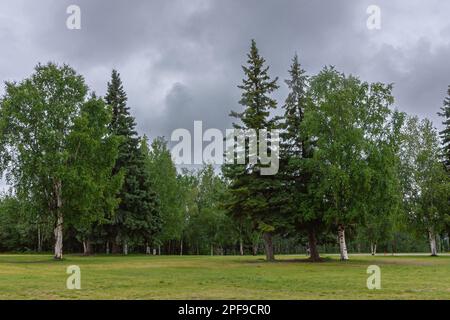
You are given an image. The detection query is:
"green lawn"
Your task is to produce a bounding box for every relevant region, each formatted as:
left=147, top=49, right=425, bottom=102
left=0, top=254, right=449, bottom=299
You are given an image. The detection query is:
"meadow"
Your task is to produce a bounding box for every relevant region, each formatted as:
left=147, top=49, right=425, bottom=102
left=0, top=254, right=449, bottom=300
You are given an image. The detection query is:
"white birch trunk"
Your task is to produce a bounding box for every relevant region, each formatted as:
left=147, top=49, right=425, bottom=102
left=123, top=242, right=128, bottom=255
left=53, top=180, right=63, bottom=260
left=239, top=239, right=244, bottom=256
left=370, top=243, right=377, bottom=255
left=338, top=225, right=349, bottom=261
left=146, top=245, right=151, bottom=255
left=429, top=230, right=437, bottom=256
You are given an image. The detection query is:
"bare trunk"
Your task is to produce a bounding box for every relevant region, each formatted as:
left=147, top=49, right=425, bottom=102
left=106, top=241, right=110, bottom=254
left=83, top=240, right=92, bottom=255
left=37, top=224, right=42, bottom=253
left=370, top=243, right=377, bottom=256
left=210, top=244, right=214, bottom=256
left=158, top=245, right=161, bottom=255
left=123, top=242, right=128, bottom=255
left=263, top=232, right=275, bottom=261
left=307, top=227, right=320, bottom=262
left=112, top=238, right=121, bottom=254
left=146, top=244, right=151, bottom=255
left=180, top=239, right=183, bottom=256
left=338, top=225, right=349, bottom=261
left=252, top=243, right=258, bottom=256
left=429, top=229, right=438, bottom=256
left=239, top=239, right=244, bottom=256
left=53, top=180, right=63, bottom=260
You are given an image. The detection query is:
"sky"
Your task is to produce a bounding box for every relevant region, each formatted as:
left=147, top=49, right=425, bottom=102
left=0, top=0, right=449, bottom=189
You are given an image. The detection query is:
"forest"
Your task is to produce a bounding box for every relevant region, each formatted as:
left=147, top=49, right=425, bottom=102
left=0, top=40, right=449, bottom=262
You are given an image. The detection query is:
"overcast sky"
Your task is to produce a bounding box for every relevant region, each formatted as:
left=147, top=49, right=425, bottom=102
left=0, top=0, right=449, bottom=189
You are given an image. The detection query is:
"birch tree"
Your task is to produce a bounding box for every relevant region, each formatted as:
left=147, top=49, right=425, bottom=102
left=0, top=63, right=121, bottom=259
left=302, top=67, right=396, bottom=260
left=399, top=117, right=449, bottom=256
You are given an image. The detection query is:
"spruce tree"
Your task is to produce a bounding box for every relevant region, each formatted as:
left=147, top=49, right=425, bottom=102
left=104, top=70, right=160, bottom=254
left=223, top=40, right=282, bottom=261
left=280, top=54, right=322, bottom=261
left=438, top=85, right=450, bottom=170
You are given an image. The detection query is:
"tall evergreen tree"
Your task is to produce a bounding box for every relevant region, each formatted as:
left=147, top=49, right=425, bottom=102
left=438, top=85, right=450, bottom=170
left=223, top=40, right=282, bottom=261
left=104, top=70, right=160, bottom=254
left=280, top=54, right=323, bottom=261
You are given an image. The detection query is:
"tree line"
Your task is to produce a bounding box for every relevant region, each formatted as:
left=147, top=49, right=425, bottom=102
left=0, top=40, right=449, bottom=261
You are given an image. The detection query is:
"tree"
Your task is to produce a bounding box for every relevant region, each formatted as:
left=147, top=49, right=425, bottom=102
left=146, top=136, right=184, bottom=252
left=223, top=39, right=282, bottom=261
left=280, top=54, right=324, bottom=261
left=302, top=67, right=396, bottom=260
left=128, top=136, right=162, bottom=253
left=438, top=86, right=450, bottom=170
left=399, top=117, right=449, bottom=256
left=68, top=96, right=123, bottom=255
left=104, top=70, right=160, bottom=254
left=360, top=111, right=405, bottom=255
left=0, top=63, right=120, bottom=259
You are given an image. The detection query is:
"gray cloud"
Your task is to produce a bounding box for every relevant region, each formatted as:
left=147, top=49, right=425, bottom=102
left=0, top=0, right=449, bottom=154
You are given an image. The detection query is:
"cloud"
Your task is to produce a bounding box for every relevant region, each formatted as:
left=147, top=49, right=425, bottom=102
left=0, top=0, right=448, bottom=146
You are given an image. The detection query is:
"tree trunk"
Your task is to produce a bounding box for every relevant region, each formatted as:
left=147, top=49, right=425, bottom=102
left=337, top=225, right=349, bottom=261
left=429, top=229, right=438, bottom=256
left=123, top=242, right=128, bottom=255
left=370, top=243, right=377, bottom=256
left=37, top=224, right=42, bottom=253
left=210, top=244, right=214, bottom=256
left=239, top=239, right=244, bottom=256
left=112, top=236, right=121, bottom=254
left=307, top=227, right=320, bottom=262
left=263, top=232, right=275, bottom=261
left=158, top=245, right=161, bottom=255
left=83, top=240, right=92, bottom=255
left=180, top=239, right=183, bottom=256
left=146, top=244, right=151, bottom=255
left=252, top=243, right=258, bottom=256
left=53, top=180, right=63, bottom=260
left=106, top=241, right=110, bottom=254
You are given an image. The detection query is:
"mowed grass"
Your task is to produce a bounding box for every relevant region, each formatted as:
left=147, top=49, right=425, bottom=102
left=0, top=254, right=449, bottom=299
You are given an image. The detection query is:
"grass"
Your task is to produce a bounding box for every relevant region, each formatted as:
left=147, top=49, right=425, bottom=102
left=0, top=253, right=449, bottom=299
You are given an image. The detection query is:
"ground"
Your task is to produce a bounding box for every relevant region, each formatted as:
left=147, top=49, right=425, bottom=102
left=0, top=254, right=449, bottom=299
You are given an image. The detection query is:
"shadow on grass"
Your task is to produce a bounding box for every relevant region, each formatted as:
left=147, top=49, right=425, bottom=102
left=243, top=257, right=334, bottom=264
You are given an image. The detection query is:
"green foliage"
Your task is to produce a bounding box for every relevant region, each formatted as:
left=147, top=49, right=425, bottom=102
left=398, top=117, right=450, bottom=236
left=223, top=40, right=283, bottom=239
left=301, top=67, right=397, bottom=232
left=103, top=70, right=161, bottom=250
left=146, top=137, right=184, bottom=243
left=438, top=86, right=450, bottom=169
left=0, top=63, right=121, bottom=257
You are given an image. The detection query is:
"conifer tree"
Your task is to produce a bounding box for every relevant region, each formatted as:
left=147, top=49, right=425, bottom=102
left=280, top=54, right=322, bottom=261
left=438, top=86, right=450, bottom=170
left=223, top=40, right=282, bottom=261
left=104, top=70, right=160, bottom=254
